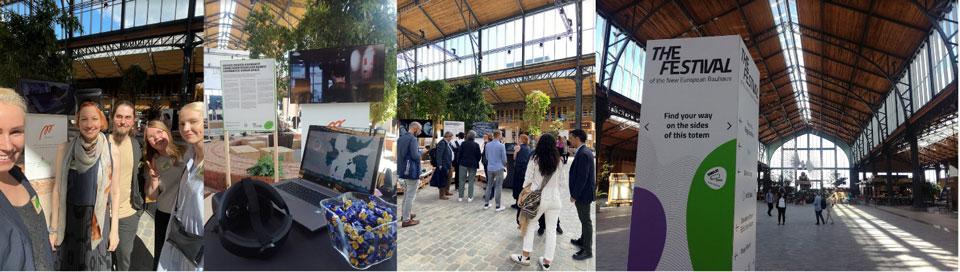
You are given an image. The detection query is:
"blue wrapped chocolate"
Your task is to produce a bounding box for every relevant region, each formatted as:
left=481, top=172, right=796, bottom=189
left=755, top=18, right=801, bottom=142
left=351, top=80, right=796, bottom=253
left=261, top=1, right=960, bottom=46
left=320, top=192, right=397, bottom=270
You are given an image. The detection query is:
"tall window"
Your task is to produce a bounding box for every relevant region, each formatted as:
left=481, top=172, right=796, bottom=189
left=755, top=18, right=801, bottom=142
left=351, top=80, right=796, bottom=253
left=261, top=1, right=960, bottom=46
left=770, top=133, right=850, bottom=189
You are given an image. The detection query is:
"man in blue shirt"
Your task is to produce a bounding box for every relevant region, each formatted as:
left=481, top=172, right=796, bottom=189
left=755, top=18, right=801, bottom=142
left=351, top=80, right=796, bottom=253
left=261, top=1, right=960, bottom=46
left=398, top=122, right=423, bottom=227
left=483, top=131, right=508, bottom=211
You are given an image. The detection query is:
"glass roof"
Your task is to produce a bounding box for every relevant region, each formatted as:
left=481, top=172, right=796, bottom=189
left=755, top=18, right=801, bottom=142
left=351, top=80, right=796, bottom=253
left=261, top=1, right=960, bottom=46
left=770, top=0, right=811, bottom=123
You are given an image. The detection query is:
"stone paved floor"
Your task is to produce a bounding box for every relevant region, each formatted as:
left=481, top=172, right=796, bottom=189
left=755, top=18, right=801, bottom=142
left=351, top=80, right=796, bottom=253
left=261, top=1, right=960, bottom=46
left=596, top=202, right=958, bottom=271
left=130, top=208, right=157, bottom=270
left=757, top=202, right=958, bottom=271
left=398, top=163, right=596, bottom=271
left=596, top=205, right=631, bottom=271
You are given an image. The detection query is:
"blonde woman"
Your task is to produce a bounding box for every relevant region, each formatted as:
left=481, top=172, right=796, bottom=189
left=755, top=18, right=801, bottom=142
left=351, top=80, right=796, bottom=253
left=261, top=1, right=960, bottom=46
left=0, top=88, right=55, bottom=270
left=158, top=102, right=204, bottom=271
left=51, top=101, right=121, bottom=270
left=142, top=120, right=185, bottom=269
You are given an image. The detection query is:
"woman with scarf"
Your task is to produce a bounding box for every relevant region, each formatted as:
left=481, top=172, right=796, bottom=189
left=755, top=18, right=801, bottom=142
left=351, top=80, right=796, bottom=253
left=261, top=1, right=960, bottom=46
left=0, top=88, right=55, bottom=270
left=50, top=101, right=120, bottom=270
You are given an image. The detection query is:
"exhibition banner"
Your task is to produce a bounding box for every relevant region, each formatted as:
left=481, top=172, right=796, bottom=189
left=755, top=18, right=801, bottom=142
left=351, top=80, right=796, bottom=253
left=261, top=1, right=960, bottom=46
left=628, top=35, right=759, bottom=271
left=221, top=58, right=278, bottom=131
left=443, top=121, right=465, bottom=137
left=24, top=114, right=68, bottom=180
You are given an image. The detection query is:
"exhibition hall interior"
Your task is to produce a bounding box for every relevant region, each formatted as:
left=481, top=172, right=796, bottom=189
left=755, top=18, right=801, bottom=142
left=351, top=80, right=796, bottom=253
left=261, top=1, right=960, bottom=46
left=0, top=0, right=957, bottom=271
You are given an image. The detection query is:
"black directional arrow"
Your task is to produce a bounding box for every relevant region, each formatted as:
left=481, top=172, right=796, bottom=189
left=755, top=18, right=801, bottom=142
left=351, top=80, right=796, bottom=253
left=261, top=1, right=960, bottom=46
left=644, top=123, right=650, bottom=131
left=727, top=122, right=732, bottom=130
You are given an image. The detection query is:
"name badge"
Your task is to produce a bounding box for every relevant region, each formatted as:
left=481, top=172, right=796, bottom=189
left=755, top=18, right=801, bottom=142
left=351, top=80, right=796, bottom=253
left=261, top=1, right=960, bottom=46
left=31, top=195, right=42, bottom=214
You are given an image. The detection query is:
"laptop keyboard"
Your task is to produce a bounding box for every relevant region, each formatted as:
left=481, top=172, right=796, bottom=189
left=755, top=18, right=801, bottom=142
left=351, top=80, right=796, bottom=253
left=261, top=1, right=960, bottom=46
left=277, top=182, right=323, bottom=207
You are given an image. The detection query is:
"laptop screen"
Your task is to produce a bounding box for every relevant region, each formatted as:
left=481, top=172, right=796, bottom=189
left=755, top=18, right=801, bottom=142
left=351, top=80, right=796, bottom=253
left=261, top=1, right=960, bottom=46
left=300, top=125, right=384, bottom=194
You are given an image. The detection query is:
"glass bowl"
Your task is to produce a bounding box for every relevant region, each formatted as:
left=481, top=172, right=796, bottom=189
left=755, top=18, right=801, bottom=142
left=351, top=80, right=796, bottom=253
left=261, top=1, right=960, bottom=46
left=320, top=192, right=397, bottom=270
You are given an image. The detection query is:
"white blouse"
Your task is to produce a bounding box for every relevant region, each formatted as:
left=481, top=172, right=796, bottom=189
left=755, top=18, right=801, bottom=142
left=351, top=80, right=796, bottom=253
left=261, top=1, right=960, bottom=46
left=522, top=158, right=569, bottom=211
left=158, top=146, right=204, bottom=271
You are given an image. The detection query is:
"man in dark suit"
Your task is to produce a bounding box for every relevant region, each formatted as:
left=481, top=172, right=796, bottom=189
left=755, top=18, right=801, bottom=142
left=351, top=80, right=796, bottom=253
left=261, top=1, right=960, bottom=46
left=568, top=129, right=595, bottom=260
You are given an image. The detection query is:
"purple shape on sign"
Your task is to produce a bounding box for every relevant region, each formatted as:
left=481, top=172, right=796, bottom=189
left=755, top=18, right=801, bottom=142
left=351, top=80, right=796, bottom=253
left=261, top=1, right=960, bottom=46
left=627, top=187, right=667, bottom=271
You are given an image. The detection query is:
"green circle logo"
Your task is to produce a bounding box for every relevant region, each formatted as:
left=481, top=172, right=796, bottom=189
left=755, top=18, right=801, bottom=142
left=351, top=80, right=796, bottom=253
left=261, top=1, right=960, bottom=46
left=264, top=121, right=274, bottom=130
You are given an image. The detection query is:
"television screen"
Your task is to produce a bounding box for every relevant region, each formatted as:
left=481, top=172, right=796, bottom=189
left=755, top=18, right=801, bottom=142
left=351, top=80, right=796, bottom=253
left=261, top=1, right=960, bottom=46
left=399, top=119, right=433, bottom=138
left=16, top=79, right=75, bottom=114
left=289, top=44, right=385, bottom=104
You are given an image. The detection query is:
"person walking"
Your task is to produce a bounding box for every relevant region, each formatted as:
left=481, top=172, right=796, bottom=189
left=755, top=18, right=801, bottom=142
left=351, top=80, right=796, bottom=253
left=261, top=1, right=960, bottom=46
left=143, top=120, right=186, bottom=269
left=823, top=192, right=835, bottom=224
left=107, top=101, right=146, bottom=271
left=52, top=101, right=120, bottom=271
left=776, top=192, right=787, bottom=225
left=814, top=193, right=825, bottom=225
left=398, top=122, right=423, bottom=227
left=509, top=133, right=568, bottom=271
left=456, top=131, right=481, bottom=202
left=765, top=189, right=774, bottom=216
left=451, top=132, right=463, bottom=193
left=568, top=129, right=595, bottom=260
left=0, top=89, right=55, bottom=270
left=429, top=132, right=454, bottom=199
left=483, top=131, right=508, bottom=211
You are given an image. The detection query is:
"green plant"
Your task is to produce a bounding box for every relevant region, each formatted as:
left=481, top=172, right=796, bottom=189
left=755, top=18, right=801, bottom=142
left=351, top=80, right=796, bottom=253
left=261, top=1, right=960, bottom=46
left=597, top=162, right=614, bottom=199
left=523, top=90, right=551, bottom=136
left=246, top=154, right=285, bottom=177
left=448, top=76, right=496, bottom=130
left=0, top=0, right=81, bottom=87
left=120, top=65, right=148, bottom=100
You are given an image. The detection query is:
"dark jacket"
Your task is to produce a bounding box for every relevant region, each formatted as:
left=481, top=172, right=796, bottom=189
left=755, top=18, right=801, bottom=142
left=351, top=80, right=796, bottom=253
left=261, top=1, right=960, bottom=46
left=0, top=166, right=54, bottom=271
left=568, top=145, right=596, bottom=203
left=456, top=140, right=481, bottom=169
left=436, top=139, right=454, bottom=169
left=512, top=144, right=532, bottom=199
left=130, top=139, right=144, bottom=211
left=397, top=132, right=422, bottom=180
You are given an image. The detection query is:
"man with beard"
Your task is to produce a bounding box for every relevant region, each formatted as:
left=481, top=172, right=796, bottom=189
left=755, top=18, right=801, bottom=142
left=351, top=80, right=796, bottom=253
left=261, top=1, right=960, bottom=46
left=109, top=101, right=145, bottom=270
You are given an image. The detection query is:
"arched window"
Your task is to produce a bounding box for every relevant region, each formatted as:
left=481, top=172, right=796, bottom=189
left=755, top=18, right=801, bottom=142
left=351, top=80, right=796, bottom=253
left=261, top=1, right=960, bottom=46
left=770, top=133, right=850, bottom=189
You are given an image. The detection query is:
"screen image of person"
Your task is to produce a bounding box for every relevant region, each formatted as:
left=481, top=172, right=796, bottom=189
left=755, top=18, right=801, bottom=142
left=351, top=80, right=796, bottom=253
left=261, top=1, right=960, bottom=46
left=301, top=128, right=380, bottom=193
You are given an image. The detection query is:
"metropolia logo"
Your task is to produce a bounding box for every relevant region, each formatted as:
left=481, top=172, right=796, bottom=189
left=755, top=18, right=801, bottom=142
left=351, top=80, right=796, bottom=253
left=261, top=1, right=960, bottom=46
left=39, top=124, right=56, bottom=140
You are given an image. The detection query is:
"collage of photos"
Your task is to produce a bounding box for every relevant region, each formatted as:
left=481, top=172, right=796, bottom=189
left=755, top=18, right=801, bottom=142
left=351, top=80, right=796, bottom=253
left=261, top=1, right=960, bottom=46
left=1, top=0, right=958, bottom=271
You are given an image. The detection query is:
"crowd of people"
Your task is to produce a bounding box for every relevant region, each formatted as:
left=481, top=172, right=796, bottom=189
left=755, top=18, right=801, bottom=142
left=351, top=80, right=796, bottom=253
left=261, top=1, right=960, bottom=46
left=397, top=122, right=596, bottom=270
left=0, top=87, right=205, bottom=271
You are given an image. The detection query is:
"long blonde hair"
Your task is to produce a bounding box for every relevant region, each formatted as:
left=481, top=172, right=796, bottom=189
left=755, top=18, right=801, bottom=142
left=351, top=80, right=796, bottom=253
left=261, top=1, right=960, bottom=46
left=179, top=101, right=204, bottom=116
left=0, top=88, right=26, bottom=112
left=145, top=120, right=182, bottom=165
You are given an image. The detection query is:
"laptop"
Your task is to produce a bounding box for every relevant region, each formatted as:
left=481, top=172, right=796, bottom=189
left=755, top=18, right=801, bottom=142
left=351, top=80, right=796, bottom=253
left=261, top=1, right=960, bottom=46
left=273, top=125, right=385, bottom=232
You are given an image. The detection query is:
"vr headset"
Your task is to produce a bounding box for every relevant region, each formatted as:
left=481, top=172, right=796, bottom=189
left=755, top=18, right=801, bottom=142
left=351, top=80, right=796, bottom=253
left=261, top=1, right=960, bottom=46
left=217, top=178, right=293, bottom=258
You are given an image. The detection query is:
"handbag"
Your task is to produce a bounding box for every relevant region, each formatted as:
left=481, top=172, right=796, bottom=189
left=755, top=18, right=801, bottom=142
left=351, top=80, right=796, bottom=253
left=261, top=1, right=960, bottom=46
left=166, top=216, right=203, bottom=266
left=519, top=170, right=555, bottom=219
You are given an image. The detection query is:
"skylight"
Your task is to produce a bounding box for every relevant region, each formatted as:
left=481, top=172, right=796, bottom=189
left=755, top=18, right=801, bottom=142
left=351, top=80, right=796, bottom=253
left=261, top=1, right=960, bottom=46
left=770, top=0, right=811, bottom=123
left=217, top=0, right=238, bottom=49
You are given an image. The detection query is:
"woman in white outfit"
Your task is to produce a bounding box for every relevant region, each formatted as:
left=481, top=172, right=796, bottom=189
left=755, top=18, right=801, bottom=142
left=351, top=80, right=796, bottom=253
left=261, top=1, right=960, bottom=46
left=158, top=102, right=205, bottom=271
left=510, top=133, right=568, bottom=271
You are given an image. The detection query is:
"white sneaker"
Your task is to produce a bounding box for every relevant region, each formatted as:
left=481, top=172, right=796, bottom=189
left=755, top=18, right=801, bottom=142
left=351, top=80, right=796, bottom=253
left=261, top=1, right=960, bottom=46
left=458, top=198, right=463, bottom=202
left=496, top=206, right=505, bottom=212
left=539, top=257, right=551, bottom=271
left=509, top=254, right=530, bottom=266
left=468, top=198, right=473, bottom=202
left=484, top=203, right=490, bottom=209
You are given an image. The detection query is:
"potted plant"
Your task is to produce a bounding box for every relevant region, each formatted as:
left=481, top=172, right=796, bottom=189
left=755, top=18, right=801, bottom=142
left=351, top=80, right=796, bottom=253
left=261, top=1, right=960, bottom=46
left=245, top=154, right=284, bottom=184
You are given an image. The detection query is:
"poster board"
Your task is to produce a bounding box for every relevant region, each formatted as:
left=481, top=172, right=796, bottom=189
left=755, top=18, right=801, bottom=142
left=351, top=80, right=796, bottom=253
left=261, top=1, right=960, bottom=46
left=221, top=59, right=278, bottom=131
left=629, top=35, right=759, bottom=271
left=443, top=121, right=465, bottom=137
left=24, top=114, right=68, bottom=180
left=399, top=119, right=433, bottom=138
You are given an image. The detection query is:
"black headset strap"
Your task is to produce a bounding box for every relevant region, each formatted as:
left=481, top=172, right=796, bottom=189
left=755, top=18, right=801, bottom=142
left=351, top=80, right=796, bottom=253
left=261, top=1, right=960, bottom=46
left=241, top=181, right=273, bottom=249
